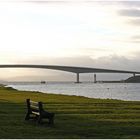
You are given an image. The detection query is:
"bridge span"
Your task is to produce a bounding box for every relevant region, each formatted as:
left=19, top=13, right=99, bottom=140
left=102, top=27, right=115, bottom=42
left=0, top=64, right=140, bottom=83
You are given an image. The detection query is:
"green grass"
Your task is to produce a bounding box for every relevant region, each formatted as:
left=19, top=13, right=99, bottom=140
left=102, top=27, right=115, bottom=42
left=0, top=85, right=140, bottom=138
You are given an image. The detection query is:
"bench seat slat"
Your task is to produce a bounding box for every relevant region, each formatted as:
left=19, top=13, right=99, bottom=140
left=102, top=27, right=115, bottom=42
left=31, top=105, right=39, bottom=109
left=30, top=100, right=38, bottom=104
left=32, top=111, right=40, bottom=115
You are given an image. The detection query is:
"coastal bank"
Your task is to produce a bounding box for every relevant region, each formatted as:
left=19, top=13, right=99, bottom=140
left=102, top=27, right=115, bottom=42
left=0, top=85, right=140, bottom=139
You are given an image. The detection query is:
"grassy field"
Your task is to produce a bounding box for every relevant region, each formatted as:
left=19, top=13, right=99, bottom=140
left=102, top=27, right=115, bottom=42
left=0, top=85, right=140, bottom=139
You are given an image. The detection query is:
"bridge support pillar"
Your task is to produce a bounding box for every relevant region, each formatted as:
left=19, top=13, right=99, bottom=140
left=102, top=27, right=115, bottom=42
left=133, top=73, right=136, bottom=77
left=75, top=73, right=80, bottom=83
left=94, top=74, right=97, bottom=83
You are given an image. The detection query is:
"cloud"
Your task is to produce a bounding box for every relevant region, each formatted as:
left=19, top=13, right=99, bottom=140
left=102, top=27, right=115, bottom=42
left=120, top=1, right=140, bottom=8
left=119, top=9, right=140, bottom=17
left=4, top=53, right=140, bottom=81
left=118, top=9, right=140, bottom=26
left=130, top=40, right=140, bottom=43
left=27, top=1, right=69, bottom=4
left=118, top=2, right=140, bottom=26
left=131, top=35, right=140, bottom=39
left=130, top=35, right=140, bottom=43
left=17, top=56, right=96, bottom=67
left=129, top=19, right=140, bottom=26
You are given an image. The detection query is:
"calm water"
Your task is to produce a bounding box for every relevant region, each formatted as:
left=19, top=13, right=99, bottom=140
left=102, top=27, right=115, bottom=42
left=7, top=82, right=140, bottom=101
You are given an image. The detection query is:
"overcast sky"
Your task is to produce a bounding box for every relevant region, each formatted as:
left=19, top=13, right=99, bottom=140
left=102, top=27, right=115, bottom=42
left=0, top=1, right=140, bottom=81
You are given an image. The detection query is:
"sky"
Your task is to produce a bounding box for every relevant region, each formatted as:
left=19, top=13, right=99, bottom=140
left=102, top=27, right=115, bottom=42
left=0, top=0, right=140, bottom=81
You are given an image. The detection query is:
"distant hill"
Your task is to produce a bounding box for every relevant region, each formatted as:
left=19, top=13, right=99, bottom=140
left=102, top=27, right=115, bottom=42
left=125, top=75, right=140, bottom=83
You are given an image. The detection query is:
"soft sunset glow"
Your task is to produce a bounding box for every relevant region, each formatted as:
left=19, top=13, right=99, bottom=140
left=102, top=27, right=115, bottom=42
left=0, top=1, right=140, bottom=81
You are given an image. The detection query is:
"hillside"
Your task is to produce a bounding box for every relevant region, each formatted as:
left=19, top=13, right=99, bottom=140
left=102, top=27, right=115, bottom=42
left=125, top=75, right=140, bottom=83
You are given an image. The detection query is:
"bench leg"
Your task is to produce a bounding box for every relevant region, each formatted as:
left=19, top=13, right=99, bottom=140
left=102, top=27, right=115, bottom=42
left=48, top=117, right=54, bottom=125
left=38, top=116, right=42, bottom=124
left=25, top=112, right=30, bottom=120
left=35, top=115, right=39, bottom=120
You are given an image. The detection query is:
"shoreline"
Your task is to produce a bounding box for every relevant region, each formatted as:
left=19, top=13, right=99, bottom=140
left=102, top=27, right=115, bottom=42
left=2, top=84, right=139, bottom=102
left=5, top=83, right=140, bottom=101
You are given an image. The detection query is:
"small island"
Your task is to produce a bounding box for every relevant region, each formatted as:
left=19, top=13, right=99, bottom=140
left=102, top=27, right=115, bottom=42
left=96, top=75, right=140, bottom=83
left=125, top=75, right=140, bottom=83
left=41, top=81, right=46, bottom=84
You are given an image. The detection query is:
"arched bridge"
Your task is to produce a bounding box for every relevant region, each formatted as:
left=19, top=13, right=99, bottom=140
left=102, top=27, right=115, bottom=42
left=0, top=64, right=140, bottom=83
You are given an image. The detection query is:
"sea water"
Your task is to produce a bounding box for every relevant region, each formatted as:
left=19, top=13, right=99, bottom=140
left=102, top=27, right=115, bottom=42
left=7, top=82, right=140, bottom=101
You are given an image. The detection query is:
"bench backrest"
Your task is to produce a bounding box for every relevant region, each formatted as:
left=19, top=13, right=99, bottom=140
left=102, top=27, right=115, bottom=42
left=26, top=99, right=43, bottom=115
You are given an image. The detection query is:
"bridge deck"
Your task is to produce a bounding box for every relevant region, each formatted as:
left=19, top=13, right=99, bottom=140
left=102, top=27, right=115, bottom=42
left=0, top=64, right=140, bottom=74
left=0, top=64, right=139, bottom=83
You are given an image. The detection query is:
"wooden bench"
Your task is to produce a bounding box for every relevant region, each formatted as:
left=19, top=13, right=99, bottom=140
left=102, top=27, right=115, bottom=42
left=25, top=99, right=55, bottom=125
